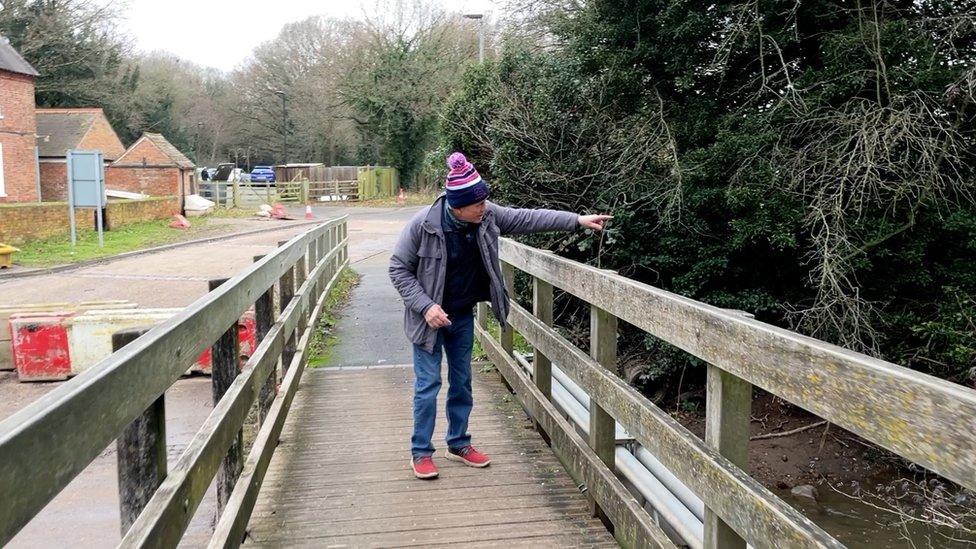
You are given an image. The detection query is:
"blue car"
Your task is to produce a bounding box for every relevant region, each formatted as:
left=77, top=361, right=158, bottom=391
left=249, top=166, right=276, bottom=183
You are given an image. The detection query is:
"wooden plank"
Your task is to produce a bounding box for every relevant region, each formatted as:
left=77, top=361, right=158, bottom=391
left=242, top=350, right=613, bottom=548
left=0, top=217, right=347, bottom=545
left=256, top=491, right=589, bottom=520
left=208, top=260, right=346, bottom=549
left=500, top=238, right=976, bottom=492
left=478, top=326, right=676, bottom=549
left=506, top=302, right=841, bottom=548
left=251, top=507, right=601, bottom=540
left=117, top=237, right=346, bottom=548
left=252, top=255, right=276, bottom=425
left=248, top=518, right=610, bottom=548
left=704, top=365, right=751, bottom=549
left=114, top=329, right=166, bottom=536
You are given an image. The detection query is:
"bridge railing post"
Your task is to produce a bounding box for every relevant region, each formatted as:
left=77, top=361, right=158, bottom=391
left=704, top=311, right=754, bottom=549
left=253, top=255, right=277, bottom=425
left=501, top=262, right=515, bottom=356
left=114, top=329, right=166, bottom=537
left=532, top=274, right=553, bottom=441
left=317, top=234, right=327, bottom=285
left=208, top=278, right=244, bottom=518
left=588, top=303, right=617, bottom=533
left=295, top=246, right=308, bottom=292
left=278, top=241, right=298, bottom=375
left=499, top=262, right=517, bottom=394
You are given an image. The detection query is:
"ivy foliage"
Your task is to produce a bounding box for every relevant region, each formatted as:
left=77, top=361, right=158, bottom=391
left=440, top=0, right=976, bottom=388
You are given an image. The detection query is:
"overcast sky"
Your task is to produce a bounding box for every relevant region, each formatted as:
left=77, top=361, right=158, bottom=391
left=111, top=0, right=501, bottom=72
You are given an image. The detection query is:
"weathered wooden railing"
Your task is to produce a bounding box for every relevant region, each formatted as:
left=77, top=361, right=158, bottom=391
left=0, top=217, right=349, bottom=547
left=477, top=238, right=976, bottom=549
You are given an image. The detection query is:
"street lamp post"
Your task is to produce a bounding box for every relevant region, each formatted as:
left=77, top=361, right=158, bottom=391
left=463, top=13, right=484, bottom=63
left=195, top=122, right=203, bottom=164
left=275, top=90, right=287, bottom=164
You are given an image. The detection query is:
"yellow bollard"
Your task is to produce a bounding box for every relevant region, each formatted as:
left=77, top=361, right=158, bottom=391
left=0, top=243, right=20, bottom=269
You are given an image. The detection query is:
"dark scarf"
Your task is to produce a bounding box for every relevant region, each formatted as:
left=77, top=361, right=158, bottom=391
left=443, top=203, right=475, bottom=232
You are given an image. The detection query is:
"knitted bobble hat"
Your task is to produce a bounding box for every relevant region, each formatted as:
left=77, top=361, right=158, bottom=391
left=445, top=152, right=490, bottom=208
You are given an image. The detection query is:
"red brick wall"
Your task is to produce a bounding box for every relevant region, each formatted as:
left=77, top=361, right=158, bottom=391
left=40, top=162, right=179, bottom=201
left=78, top=115, right=126, bottom=160
left=115, top=138, right=170, bottom=165
left=38, top=161, right=66, bottom=201
left=0, top=196, right=179, bottom=245
left=0, top=71, right=39, bottom=203
left=106, top=165, right=180, bottom=197
left=103, top=196, right=179, bottom=227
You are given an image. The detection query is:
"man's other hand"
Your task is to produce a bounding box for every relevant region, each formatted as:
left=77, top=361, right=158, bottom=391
left=578, top=214, right=613, bottom=231
left=424, top=304, right=452, bottom=328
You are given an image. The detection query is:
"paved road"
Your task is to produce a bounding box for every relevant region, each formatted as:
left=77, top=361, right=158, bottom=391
left=0, top=204, right=422, bottom=548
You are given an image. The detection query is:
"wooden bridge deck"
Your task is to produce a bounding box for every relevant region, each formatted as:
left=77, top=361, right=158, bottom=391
left=244, top=364, right=616, bottom=548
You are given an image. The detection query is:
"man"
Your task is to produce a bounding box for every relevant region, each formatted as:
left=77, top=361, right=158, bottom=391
left=389, top=152, right=611, bottom=479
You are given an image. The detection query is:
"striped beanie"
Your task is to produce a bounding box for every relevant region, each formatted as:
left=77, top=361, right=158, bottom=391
left=445, top=152, right=490, bottom=208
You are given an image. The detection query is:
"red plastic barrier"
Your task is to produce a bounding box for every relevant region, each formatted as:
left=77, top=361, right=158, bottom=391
left=10, top=312, right=75, bottom=382
left=193, top=312, right=257, bottom=374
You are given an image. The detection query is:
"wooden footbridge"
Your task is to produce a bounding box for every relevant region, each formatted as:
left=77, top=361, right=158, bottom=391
left=1, top=218, right=974, bottom=548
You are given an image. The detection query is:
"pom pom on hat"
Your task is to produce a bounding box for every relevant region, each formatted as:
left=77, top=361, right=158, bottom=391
left=447, top=152, right=468, bottom=170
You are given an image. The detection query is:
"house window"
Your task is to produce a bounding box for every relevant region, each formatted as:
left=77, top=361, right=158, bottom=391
left=0, top=142, right=6, bottom=197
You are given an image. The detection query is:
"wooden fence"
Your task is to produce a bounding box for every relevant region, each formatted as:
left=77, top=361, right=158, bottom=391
left=0, top=218, right=349, bottom=547
left=199, top=169, right=397, bottom=208
left=476, top=237, right=976, bottom=549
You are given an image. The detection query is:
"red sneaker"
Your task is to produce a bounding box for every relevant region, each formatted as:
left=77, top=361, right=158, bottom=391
left=446, top=445, right=491, bottom=467
left=411, top=456, right=439, bottom=479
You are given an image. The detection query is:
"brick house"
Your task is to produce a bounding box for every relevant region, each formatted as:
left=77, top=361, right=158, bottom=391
left=107, top=133, right=196, bottom=202
left=0, top=39, right=40, bottom=203
left=35, top=107, right=126, bottom=201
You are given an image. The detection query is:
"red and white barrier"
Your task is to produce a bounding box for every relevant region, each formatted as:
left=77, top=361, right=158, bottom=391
left=192, top=312, right=256, bottom=374
left=66, top=309, right=182, bottom=375
left=1, top=301, right=135, bottom=372
left=8, top=306, right=257, bottom=382
left=10, top=312, right=76, bottom=381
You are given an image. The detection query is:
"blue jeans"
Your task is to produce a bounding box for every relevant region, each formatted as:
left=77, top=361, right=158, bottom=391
left=411, top=311, right=474, bottom=458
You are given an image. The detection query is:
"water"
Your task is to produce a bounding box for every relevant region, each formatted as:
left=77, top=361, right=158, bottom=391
left=776, top=480, right=976, bottom=548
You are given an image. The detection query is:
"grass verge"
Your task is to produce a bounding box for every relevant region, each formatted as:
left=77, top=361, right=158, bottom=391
left=13, top=217, right=244, bottom=267
left=306, top=267, right=361, bottom=367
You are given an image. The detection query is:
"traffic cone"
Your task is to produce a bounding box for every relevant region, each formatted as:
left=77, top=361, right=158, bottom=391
left=396, top=187, right=406, bottom=205
left=305, top=204, right=314, bottom=219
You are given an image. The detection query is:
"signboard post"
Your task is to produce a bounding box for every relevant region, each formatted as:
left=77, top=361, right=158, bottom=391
left=67, top=150, right=106, bottom=247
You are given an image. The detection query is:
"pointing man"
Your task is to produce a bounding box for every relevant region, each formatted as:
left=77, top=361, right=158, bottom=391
left=389, top=152, right=611, bottom=479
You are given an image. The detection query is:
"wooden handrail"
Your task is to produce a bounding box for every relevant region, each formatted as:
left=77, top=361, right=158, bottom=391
left=481, top=236, right=976, bottom=548
left=477, top=323, right=677, bottom=548
left=120, top=230, right=347, bottom=547
left=498, top=238, right=976, bottom=492
left=0, top=218, right=348, bottom=546
left=504, top=302, right=839, bottom=547
left=208, top=259, right=345, bottom=548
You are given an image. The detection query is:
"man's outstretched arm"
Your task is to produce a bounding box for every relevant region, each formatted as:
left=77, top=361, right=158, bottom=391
left=492, top=203, right=612, bottom=235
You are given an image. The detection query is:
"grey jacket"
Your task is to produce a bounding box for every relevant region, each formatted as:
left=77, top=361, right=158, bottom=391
left=389, top=195, right=579, bottom=352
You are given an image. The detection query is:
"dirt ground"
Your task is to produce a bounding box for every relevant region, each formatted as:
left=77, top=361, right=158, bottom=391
left=674, top=392, right=894, bottom=491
